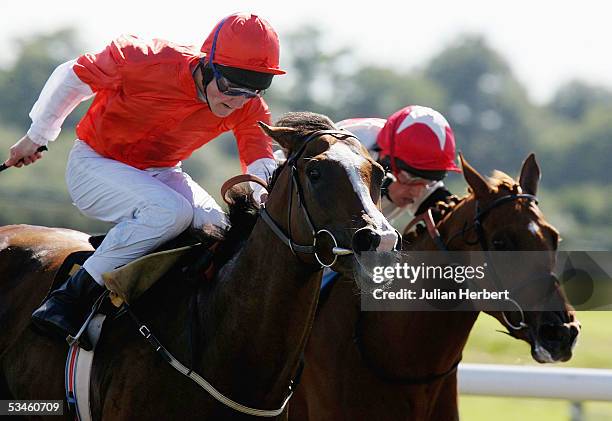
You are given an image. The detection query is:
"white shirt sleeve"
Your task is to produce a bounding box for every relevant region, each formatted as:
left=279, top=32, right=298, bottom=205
left=27, top=59, right=95, bottom=145
left=246, top=157, right=277, bottom=205
left=336, top=118, right=387, bottom=151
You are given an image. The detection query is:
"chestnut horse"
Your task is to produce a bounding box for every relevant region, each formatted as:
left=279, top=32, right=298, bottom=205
left=0, top=112, right=399, bottom=420
left=290, top=154, right=581, bottom=421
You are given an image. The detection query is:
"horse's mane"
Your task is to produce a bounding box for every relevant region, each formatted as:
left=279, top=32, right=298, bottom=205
left=213, top=111, right=337, bottom=269
left=403, top=171, right=521, bottom=245
left=403, top=194, right=461, bottom=245
left=210, top=186, right=260, bottom=269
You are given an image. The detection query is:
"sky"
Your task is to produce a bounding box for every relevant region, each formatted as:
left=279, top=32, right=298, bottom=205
left=0, top=0, right=610, bottom=104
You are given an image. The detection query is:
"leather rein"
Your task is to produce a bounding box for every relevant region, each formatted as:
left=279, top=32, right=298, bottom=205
left=223, top=129, right=363, bottom=268
left=122, top=130, right=362, bottom=417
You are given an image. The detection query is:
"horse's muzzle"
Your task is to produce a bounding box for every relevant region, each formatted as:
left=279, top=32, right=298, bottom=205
left=352, top=228, right=400, bottom=254
left=535, top=317, right=581, bottom=362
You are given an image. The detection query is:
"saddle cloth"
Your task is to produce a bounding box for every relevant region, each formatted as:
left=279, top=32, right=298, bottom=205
left=56, top=232, right=216, bottom=420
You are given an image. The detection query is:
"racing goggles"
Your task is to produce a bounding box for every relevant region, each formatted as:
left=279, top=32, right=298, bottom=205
left=210, top=62, right=263, bottom=99
left=396, top=170, right=439, bottom=188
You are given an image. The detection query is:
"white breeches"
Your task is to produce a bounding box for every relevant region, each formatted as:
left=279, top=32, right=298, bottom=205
left=66, top=140, right=228, bottom=284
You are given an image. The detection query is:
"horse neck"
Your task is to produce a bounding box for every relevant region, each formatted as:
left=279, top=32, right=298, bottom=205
left=360, top=197, right=480, bottom=380
left=197, top=212, right=322, bottom=408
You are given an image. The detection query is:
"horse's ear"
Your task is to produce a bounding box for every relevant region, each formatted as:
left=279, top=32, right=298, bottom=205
left=460, top=153, right=491, bottom=198
left=258, top=122, right=299, bottom=152
left=519, top=153, right=540, bottom=196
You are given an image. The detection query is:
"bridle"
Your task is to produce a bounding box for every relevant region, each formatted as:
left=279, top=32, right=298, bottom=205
left=425, top=193, right=540, bottom=330
left=223, top=129, right=402, bottom=268
left=119, top=130, right=372, bottom=418
left=259, top=129, right=371, bottom=268
left=355, top=192, right=541, bottom=386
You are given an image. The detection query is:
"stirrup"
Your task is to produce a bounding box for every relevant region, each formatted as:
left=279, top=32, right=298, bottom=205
left=67, top=290, right=109, bottom=349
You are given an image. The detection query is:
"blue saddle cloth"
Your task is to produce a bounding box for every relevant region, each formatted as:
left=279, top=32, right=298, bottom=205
left=321, top=270, right=340, bottom=296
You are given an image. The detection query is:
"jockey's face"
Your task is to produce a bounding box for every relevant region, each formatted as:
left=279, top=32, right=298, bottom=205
left=205, top=78, right=252, bottom=117
left=387, top=170, right=435, bottom=208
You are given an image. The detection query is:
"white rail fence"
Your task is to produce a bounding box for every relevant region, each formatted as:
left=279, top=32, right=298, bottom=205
left=458, top=364, right=612, bottom=421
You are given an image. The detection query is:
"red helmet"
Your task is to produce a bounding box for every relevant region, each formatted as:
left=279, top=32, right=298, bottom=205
left=201, top=13, right=285, bottom=75
left=376, top=105, right=461, bottom=174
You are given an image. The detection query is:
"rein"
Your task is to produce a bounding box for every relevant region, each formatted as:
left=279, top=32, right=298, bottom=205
left=220, top=174, right=268, bottom=206
left=122, top=304, right=294, bottom=417
left=117, top=132, right=369, bottom=417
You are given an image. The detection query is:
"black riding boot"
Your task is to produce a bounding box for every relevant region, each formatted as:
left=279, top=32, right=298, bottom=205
left=31, top=268, right=106, bottom=350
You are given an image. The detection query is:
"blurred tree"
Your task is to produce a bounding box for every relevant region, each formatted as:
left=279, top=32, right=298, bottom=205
left=337, top=66, right=446, bottom=119
left=548, top=105, right=612, bottom=187
left=270, top=25, right=447, bottom=123
left=270, top=25, right=352, bottom=120
left=0, top=28, right=85, bottom=129
left=425, top=35, right=536, bottom=174
left=549, top=80, right=612, bottom=121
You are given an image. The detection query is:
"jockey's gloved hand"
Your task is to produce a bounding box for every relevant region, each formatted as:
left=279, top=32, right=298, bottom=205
left=273, top=149, right=287, bottom=165
left=251, top=182, right=268, bottom=206
left=246, top=157, right=276, bottom=206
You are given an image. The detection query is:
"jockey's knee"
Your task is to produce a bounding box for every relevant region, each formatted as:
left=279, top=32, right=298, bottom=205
left=167, top=196, right=195, bottom=234
left=140, top=196, right=194, bottom=239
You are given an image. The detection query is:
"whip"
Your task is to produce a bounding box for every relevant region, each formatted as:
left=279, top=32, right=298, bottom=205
left=0, top=145, right=47, bottom=172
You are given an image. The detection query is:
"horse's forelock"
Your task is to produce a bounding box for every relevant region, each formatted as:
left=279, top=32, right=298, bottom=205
left=488, top=170, right=521, bottom=194
left=274, top=111, right=336, bottom=135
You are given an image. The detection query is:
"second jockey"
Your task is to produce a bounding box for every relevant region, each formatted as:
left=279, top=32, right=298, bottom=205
left=336, top=105, right=461, bottom=223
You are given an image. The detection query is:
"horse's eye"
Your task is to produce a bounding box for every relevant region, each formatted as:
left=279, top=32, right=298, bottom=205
left=308, top=168, right=321, bottom=182
left=492, top=239, right=506, bottom=250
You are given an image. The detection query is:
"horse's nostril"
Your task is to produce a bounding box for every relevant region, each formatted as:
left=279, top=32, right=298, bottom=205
left=570, top=324, right=580, bottom=340
left=352, top=229, right=381, bottom=253
left=539, top=324, right=566, bottom=343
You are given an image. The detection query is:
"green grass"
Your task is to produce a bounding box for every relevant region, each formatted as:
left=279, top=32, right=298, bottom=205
left=459, top=311, right=612, bottom=420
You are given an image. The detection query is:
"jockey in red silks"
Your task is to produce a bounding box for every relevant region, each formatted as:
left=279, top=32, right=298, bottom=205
left=3, top=13, right=285, bottom=349
left=336, top=105, right=461, bottom=223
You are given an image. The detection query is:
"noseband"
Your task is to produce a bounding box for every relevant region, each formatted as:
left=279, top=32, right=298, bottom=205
left=260, top=130, right=360, bottom=268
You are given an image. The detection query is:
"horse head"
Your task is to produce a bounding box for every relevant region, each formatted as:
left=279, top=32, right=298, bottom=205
left=436, top=153, right=581, bottom=363
left=259, top=112, right=400, bottom=275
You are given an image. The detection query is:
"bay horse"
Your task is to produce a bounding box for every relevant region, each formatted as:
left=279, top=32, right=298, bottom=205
left=0, top=112, right=399, bottom=420
left=290, top=154, right=581, bottom=421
